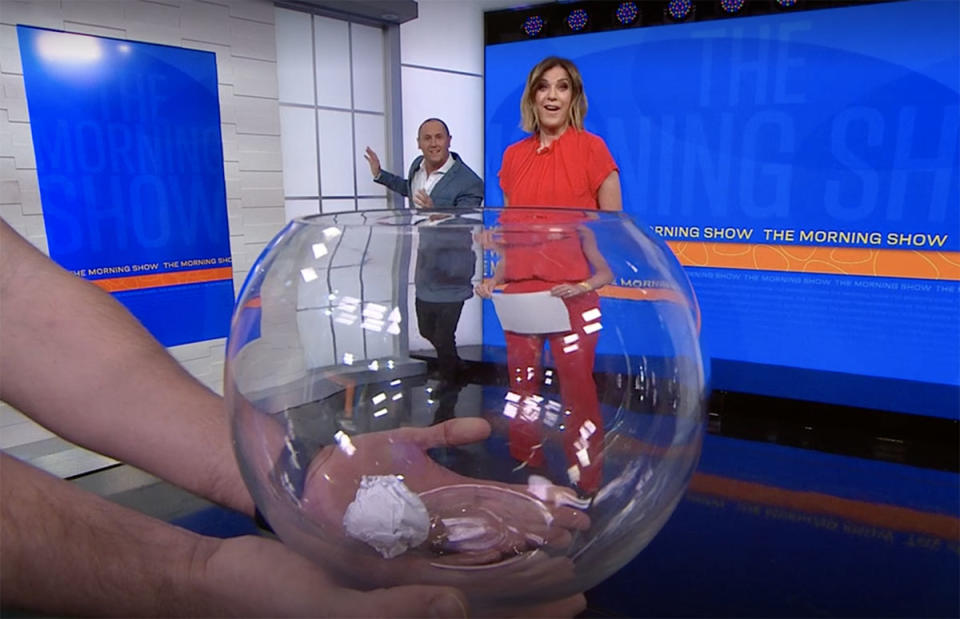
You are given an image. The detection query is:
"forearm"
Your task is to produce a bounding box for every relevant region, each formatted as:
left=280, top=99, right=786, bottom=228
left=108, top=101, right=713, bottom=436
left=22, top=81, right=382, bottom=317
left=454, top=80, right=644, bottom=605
left=489, top=259, right=506, bottom=285
left=579, top=270, right=612, bottom=291
left=579, top=227, right=614, bottom=289
left=0, top=220, right=252, bottom=514
left=1, top=453, right=224, bottom=617
left=374, top=169, right=410, bottom=197
left=597, top=171, right=622, bottom=211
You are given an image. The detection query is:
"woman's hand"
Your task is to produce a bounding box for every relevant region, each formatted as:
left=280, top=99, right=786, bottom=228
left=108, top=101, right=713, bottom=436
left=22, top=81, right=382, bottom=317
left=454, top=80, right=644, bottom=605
left=475, top=279, right=498, bottom=298
left=550, top=281, right=592, bottom=298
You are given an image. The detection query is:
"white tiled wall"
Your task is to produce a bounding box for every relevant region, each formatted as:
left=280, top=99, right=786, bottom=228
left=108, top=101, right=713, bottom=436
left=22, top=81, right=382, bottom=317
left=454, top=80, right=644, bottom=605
left=275, top=8, right=387, bottom=220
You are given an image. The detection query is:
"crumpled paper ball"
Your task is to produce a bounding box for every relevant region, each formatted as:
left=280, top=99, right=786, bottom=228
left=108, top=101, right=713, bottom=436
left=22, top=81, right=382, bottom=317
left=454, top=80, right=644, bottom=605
left=343, top=475, right=430, bottom=558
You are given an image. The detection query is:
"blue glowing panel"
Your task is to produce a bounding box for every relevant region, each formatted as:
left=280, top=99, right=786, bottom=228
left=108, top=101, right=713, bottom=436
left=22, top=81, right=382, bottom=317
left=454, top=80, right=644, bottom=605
left=484, top=1, right=960, bottom=418
left=18, top=26, right=233, bottom=346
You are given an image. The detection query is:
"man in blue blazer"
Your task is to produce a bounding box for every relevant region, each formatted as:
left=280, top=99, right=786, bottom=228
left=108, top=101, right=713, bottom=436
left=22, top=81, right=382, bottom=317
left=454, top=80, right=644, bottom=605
left=364, top=119, right=482, bottom=390
left=364, top=118, right=483, bottom=208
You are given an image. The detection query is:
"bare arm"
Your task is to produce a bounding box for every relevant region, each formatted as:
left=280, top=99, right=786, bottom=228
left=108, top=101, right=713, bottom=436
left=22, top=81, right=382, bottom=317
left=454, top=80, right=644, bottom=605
left=1, top=453, right=217, bottom=616
left=549, top=226, right=614, bottom=299
left=0, top=219, right=480, bottom=617
left=597, top=171, right=622, bottom=211
left=475, top=258, right=506, bottom=298
left=0, top=220, right=588, bottom=618
left=0, top=452, right=472, bottom=617
left=579, top=226, right=614, bottom=288
left=0, top=219, right=250, bottom=513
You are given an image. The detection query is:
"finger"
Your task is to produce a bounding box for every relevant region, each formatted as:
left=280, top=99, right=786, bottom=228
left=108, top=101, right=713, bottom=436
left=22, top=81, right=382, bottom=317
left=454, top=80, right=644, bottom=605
left=550, top=505, right=591, bottom=531
left=335, top=585, right=468, bottom=618
left=407, top=417, right=492, bottom=450
left=543, top=526, right=574, bottom=550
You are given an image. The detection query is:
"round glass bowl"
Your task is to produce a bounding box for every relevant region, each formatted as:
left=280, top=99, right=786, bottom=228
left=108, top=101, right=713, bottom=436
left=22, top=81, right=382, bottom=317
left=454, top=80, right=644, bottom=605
left=225, top=208, right=706, bottom=611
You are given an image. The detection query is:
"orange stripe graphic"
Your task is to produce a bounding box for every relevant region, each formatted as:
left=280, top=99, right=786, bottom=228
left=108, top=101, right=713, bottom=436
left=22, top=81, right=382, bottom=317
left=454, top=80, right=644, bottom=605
left=690, top=472, right=960, bottom=541
left=667, top=241, right=960, bottom=281
left=90, top=266, right=234, bottom=292
left=597, top=285, right=691, bottom=305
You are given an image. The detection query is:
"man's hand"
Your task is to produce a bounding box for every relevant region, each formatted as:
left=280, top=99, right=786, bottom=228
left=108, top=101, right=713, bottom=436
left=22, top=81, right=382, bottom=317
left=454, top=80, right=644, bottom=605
left=291, top=419, right=589, bottom=613
left=211, top=533, right=587, bottom=618
left=364, top=147, right=382, bottom=178
left=413, top=188, right=434, bottom=208
left=200, top=534, right=470, bottom=618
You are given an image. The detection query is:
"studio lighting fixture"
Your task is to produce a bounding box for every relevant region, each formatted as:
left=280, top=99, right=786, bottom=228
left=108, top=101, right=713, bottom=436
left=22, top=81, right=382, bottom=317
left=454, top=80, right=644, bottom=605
left=522, top=14, right=545, bottom=37
left=666, top=0, right=695, bottom=22
left=720, top=0, right=746, bottom=14
left=565, top=8, right=589, bottom=32
left=614, top=2, right=639, bottom=25
left=775, top=0, right=799, bottom=7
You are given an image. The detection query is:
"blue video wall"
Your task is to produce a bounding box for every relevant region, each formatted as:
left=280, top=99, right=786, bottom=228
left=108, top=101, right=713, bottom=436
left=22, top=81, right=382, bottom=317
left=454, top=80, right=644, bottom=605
left=484, top=1, right=959, bottom=418
left=18, top=26, right=234, bottom=346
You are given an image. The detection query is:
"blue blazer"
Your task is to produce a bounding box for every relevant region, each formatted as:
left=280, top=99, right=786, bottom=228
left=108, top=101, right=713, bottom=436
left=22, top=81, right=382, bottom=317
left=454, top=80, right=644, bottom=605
left=375, top=152, right=482, bottom=302
left=374, top=152, right=483, bottom=208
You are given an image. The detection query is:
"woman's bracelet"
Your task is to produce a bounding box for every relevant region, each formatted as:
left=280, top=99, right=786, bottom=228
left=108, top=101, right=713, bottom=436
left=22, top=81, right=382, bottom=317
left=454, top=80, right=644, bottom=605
left=578, top=281, right=592, bottom=292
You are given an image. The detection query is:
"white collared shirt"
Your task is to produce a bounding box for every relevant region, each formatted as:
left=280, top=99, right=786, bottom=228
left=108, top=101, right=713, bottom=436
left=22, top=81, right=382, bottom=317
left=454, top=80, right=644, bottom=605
left=411, top=154, right=454, bottom=198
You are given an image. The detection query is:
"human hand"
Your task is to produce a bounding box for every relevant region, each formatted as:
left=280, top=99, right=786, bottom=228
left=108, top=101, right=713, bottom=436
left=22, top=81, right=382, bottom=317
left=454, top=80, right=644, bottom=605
left=289, top=419, right=589, bottom=609
left=299, top=419, right=585, bottom=546
left=204, top=534, right=585, bottom=617
left=474, top=228, right=501, bottom=250
left=414, top=189, right=434, bottom=208
left=364, top=147, right=382, bottom=178
left=550, top=282, right=591, bottom=299
left=199, top=533, right=470, bottom=618
left=475, top=279, right=498, bottom=299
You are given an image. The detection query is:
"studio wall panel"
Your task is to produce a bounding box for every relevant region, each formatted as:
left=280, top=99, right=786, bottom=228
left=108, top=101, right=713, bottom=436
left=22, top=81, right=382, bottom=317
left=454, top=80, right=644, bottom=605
left=314, top=15, right=351, bottom=109
left=275, top=8, right=313, bottom=105
left=279, top=106, right=318, bottom=196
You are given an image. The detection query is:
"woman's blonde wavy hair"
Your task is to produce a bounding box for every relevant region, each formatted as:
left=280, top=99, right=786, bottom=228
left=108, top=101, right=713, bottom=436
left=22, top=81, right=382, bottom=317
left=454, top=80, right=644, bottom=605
left=520, top=56, right=588, bottom=134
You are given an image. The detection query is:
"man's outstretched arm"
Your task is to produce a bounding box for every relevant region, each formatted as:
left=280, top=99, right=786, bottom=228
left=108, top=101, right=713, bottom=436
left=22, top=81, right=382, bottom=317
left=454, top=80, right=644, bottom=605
left=0, top=219, right=251, bottom=513
left=0, top=219, right=477, bottom=618
left=0, top=452, right=472, bottom=618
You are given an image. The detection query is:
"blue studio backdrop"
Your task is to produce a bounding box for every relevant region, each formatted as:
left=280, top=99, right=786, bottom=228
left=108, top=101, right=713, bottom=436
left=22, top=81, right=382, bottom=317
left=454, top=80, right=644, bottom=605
left=18, top=26, right=234, bottom=346
left=483, top=0, right=960, bottom=418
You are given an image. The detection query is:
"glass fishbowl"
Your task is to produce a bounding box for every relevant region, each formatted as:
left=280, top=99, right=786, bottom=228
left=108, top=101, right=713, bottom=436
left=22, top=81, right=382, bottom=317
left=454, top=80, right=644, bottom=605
left=225, top=208, right=706, bottom=612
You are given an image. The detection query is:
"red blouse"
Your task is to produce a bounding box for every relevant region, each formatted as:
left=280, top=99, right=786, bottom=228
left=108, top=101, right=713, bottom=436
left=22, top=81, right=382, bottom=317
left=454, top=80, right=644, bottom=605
left=498, top=128, right=618, bottom=209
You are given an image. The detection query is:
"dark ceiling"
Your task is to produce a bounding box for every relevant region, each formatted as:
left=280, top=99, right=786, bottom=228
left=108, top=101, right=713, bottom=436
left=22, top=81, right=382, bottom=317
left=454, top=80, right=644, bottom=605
left=275, top=0, right=419, bottom=26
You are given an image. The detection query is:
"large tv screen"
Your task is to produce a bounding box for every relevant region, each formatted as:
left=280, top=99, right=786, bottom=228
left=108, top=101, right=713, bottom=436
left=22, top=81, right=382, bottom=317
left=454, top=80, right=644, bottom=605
left=18, top=26, right=234, bottom=347
left=484, top=0, right=959, bottom=419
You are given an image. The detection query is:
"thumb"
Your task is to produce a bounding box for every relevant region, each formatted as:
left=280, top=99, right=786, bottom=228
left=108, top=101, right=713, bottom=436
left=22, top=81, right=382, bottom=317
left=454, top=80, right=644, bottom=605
left=337, top=585, right=468, bottom=618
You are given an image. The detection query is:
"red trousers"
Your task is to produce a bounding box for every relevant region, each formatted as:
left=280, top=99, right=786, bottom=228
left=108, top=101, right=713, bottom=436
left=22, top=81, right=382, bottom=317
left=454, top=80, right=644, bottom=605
left=503, top=290, right=604, bottom=493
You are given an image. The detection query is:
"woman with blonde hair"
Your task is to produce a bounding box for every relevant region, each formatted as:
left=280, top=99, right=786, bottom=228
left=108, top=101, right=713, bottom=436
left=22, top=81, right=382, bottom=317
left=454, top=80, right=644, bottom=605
left=477, top=57, right=620, bottom=493
left=499, top=55, right=621, bottom=210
